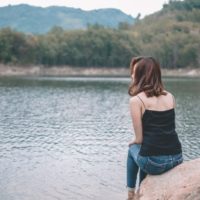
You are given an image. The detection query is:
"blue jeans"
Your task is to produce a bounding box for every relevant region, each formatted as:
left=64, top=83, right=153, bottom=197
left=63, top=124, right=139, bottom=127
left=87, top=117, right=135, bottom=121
left=127, top=144, right=183, bottom=190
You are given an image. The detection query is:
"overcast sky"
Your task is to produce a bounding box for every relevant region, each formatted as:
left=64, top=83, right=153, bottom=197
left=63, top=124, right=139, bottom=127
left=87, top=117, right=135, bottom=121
left=0, top=0, right=169, bottom=17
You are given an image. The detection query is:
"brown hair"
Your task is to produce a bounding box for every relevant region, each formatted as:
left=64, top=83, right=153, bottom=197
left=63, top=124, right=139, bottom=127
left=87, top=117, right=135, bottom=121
left=128, top=56, right=167, bottom=97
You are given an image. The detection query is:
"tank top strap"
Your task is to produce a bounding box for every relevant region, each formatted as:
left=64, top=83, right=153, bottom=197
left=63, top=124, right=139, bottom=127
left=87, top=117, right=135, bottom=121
left=136, top=95, right=146, bottom=109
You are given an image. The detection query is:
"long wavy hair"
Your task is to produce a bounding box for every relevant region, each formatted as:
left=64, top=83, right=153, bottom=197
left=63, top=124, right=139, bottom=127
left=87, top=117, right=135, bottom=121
left=128, top=56, right=167, bottom=97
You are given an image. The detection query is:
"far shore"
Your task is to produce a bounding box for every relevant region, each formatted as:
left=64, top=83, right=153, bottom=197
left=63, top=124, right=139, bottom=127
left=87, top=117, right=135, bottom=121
left=0, top=64, right=200, bottom=78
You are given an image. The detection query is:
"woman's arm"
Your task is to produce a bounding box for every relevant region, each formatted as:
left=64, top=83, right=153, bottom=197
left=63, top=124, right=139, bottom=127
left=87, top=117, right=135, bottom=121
left=129, top=96, right=143, bottom=146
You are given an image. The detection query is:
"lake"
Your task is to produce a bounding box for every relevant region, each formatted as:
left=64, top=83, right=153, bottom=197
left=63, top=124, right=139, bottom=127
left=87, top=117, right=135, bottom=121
left=0, top=76, right=200, bottom=200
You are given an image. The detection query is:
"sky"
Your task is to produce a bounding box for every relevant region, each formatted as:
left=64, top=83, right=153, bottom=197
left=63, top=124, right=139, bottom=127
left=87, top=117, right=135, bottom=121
left=0, top=0, right=169, bottom=17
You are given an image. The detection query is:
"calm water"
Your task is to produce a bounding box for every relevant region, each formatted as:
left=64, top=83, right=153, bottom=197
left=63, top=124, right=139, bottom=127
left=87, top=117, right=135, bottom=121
left=0, top=76, right=200, bottom=200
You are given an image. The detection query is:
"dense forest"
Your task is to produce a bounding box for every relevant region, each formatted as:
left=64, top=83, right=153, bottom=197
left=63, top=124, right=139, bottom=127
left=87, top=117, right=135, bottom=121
left=131, top=0, right=200, bottom=68
left=0, top=26, right=139, bottom=67
left=0, top=0, right=200, bottom=69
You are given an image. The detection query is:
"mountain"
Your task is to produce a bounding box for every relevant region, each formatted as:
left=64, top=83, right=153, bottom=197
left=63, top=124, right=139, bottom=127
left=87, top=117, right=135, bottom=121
left=0, top=4, right=135, bottom=34
left=129, top=0, right=200, bottom=68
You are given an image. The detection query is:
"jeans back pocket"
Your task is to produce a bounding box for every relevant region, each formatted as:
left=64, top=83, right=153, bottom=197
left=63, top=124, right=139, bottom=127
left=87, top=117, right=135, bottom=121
left=145, top=157, right=169, bottom=175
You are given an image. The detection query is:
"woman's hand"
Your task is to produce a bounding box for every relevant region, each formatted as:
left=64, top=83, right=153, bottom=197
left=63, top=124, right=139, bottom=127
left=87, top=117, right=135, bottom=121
left=128, top=139, right=136, bottom=147
left=128, top=138, right=142, bottom=147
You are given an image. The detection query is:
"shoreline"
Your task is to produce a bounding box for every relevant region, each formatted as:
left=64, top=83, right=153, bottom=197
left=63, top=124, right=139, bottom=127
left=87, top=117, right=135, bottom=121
left=0, top=64, right=200, bottom=77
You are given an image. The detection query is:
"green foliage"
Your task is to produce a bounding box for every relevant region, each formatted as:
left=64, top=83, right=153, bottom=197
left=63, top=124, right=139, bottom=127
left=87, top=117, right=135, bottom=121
left=164, top=0, right=200, bottom=11
left=0, top=0, right=199, bottom=69
left=0, top=26, right=139, bottom=67
left=118, top=22, right=132, bottom=30
left=0, top=27, right=37, bottom=64
left=129, top=0, right=200, bottom=68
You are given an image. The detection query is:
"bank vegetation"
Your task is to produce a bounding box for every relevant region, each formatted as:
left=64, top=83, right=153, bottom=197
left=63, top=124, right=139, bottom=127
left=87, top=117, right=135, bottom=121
left=0, top=0, right=199, bottom=69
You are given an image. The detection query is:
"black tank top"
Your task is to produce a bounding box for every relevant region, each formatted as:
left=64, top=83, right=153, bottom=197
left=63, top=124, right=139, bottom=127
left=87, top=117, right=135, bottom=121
left=137, top=96, right=182, bottom=156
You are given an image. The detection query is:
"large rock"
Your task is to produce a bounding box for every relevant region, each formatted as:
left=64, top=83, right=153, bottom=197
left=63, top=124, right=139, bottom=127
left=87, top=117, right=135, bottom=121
left=139, top=158, right=200, bottom=200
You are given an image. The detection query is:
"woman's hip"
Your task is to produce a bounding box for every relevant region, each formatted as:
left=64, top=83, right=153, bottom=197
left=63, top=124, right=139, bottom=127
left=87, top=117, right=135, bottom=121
left=137, top=153, right=183, bottom=175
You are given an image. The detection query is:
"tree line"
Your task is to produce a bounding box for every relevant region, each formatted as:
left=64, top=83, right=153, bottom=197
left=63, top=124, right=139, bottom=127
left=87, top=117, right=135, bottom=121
left=0, top=26, right=139, bottom=68
left=0, top=0, right=200, bottom=69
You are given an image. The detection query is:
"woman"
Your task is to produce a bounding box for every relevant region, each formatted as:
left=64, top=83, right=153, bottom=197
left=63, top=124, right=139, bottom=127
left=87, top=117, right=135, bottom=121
left=126, top=56, right=183, bottom=200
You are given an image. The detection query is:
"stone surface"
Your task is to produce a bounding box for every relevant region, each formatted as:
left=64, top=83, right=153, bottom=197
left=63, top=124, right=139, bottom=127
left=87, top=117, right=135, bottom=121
left=138, top=158, right=200, bottom=200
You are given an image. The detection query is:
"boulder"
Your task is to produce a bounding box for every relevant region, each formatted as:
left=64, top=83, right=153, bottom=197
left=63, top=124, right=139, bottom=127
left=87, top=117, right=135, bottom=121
left=138, top=158, right=200, bottom=200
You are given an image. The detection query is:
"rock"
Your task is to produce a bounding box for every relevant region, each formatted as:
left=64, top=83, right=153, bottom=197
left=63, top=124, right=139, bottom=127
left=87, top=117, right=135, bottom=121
left=138, top=158, right=200, bottom=200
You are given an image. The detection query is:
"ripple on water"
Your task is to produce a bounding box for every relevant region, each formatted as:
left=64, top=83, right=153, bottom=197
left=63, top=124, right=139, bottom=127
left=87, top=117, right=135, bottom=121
left=0, top=77, right=199, bottom=200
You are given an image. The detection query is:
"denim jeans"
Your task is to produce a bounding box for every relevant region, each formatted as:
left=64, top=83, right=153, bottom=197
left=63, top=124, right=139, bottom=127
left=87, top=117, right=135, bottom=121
left=127, top=144, right=183, bottom=190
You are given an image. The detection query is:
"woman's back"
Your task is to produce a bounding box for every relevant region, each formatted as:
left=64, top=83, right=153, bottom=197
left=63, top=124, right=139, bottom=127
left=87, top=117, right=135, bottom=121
left=136, top=91, right=182, bottom=156
left=136, top=91, right=175, bottom=114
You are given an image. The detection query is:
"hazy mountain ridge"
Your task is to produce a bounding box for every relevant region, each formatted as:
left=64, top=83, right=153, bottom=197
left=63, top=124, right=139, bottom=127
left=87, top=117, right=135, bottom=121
left=0, top=4, right=135, bottom=33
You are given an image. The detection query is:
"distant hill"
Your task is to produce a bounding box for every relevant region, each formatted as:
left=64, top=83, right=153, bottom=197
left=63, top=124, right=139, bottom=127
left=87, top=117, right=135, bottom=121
left=130, top=0, right=200, bottom=68
left=0, top=4, right=135, bottom=33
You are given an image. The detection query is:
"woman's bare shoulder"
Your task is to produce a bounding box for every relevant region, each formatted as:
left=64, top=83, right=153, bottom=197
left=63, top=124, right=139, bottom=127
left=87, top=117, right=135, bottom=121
left=129, top=91, right=146, bottom=101
left=136, top=92, right=146, bottom=98
left=129, top=94, right=145, bottom=111
left=129, top=95, right=143, bottom=106
left=129, top=96, right=139, bottom=104
left=164, top=90, right=174, bottom=97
